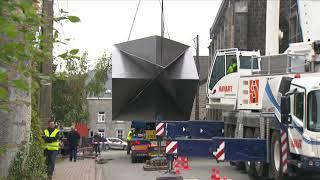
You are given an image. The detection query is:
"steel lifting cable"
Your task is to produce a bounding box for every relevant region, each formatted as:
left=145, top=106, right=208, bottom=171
left=157, top=0, right=170, bottom=39
left=127, top=0, right=142, bottom=41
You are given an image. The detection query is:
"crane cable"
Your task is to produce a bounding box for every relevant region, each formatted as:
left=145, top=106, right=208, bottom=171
left=127, top=0, right=142, bottom=41
left=157, top=0, right=170, bottom=39
left=127, top=0, right=170, bottom=41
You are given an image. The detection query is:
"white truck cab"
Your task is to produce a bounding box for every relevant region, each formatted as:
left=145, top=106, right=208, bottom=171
left=285, top=75, right=320, bottom=159
left=207, top=48, right=260, bottom=110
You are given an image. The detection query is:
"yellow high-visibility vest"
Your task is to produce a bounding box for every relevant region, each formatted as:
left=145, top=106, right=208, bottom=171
left=44, top=129, right=60, bottom=151
left=127, top=130, right=133, bottom=141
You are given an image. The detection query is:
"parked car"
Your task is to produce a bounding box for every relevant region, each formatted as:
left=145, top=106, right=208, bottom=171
left=103, top=137, right=127, bottom=150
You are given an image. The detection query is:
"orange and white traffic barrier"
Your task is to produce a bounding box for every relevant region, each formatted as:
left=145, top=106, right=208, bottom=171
left=213, top=140, right=225, bottom=161
left=156, top=123, right=165, bottom=136
left=166, top=141, right=178, bottom=154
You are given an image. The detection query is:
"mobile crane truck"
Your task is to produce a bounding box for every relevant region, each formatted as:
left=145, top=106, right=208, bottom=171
left=199, top=0, right=320, bottom=179
left=112, top=0, right=320, bottom=179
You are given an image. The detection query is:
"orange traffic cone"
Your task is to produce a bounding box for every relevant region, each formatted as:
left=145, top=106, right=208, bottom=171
left=174, top=159, right=182, bottom=168
left=215, top=170, right=220, bottom=180
left=211, top=167, right=216, bottom=180
left=173, top=158, right=182, bottom=174
left=182, top=156, right=191, bottom=170
left=223, top=176, right=227, bottom=180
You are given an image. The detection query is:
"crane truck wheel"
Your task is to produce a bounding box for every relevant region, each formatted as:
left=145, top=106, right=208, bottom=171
left=253, top=128, right=268, bottom=178
left=270, top=130, right=287, bottom=180
left=244, top=128, right=257, bottom=178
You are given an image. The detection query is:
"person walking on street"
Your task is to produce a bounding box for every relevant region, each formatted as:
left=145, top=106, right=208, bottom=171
left=126, top=128, right=135, bottom=155
left=68, top=127, right=80, bottom=162
left=93, top=132, right=101, bottom=156
left=43, top=120, right=61, bottom=179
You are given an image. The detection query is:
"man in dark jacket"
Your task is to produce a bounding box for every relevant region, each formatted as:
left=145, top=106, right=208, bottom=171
left=68, top=127, right=80, bottom=162
left=93, top=132, right=101, bottom=155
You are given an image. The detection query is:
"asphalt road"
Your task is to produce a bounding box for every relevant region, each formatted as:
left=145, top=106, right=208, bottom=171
left=96, top=150, right=320, bottom=180
left=96, top=150, right=248, bottom=180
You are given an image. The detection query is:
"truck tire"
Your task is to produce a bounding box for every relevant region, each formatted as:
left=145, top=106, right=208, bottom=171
left=244, top=128, right=256, bottom=178
left=270, top=130, right=287, bottom=180
left=253, top=128, right=268, bottom=178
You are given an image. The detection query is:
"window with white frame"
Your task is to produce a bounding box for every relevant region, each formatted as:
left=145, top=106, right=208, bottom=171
left=97, top=111, right=105, bottom=122
left=98, top=129, right=105, bottom=138
left=117, top=129, right=123, bottom=139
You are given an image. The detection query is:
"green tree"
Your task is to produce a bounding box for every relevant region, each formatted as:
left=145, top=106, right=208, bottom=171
left=52, top=52, right=89, bottom=126
left=0, top=0, right=81, bottom=178
left=87, top=52, right=112, bottom=97
left=52, top=52, right=112, bottom=126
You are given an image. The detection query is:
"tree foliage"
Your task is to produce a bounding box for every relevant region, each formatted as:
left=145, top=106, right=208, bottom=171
left=52, top=52, right=89, bottom=126
left=0, top=0, right=81, bottom=178
left=87, top=52, right=112, bottom=97
left=52, top=52, right=112, bottom=126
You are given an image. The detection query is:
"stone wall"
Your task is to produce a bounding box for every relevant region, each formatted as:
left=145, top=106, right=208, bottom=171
left=209, top=0, right=293, bottom=57
left=0, top=68, right=31, bottom=177
left=247, top=0, right=266, bottom=55
left=190, top=56, right=209, bottom=120
left=190, top=83, right=208, bottom=120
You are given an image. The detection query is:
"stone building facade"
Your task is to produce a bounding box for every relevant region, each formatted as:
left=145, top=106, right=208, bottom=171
left=87, top=72, right=130, bottom=139
left=190, top=56, right=209, bottom=120
left=208, top=0, right=300, bottom=61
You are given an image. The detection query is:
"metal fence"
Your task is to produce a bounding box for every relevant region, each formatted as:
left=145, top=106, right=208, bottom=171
left=258, top=53, right=308, bottom=75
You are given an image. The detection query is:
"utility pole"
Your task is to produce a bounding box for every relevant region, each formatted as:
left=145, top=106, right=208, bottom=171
left=40, top=0, right=54, bottom=128
left=195, top=35, right=200, bottom=120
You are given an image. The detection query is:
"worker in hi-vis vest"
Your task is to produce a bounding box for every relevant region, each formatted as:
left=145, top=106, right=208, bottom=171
left=126, top=128, right=135, bottom=155
left=227, top=62, right=237, bottom=74
left=43, top=120, right=61, bottom=179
